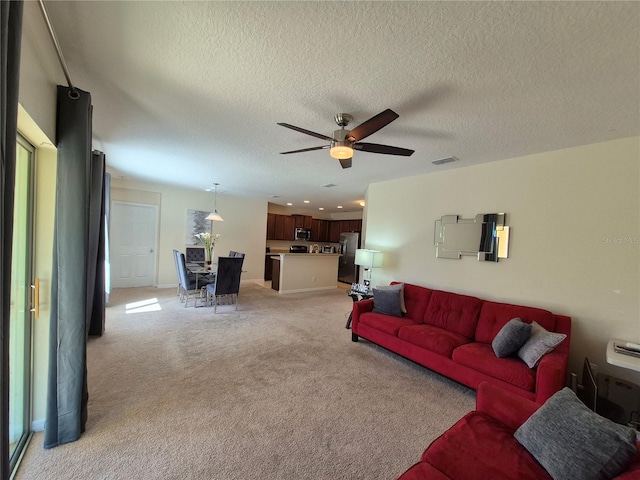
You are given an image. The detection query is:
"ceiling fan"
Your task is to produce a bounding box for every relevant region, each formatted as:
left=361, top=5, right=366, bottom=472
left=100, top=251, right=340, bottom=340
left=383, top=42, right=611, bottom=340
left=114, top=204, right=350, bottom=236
left=277, top=108, right=414, bottom=169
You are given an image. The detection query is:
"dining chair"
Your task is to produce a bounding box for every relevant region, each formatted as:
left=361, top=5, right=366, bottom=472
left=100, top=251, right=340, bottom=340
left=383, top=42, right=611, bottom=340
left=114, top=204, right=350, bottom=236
left=176, top=252, right=212, bottom=307
left=205, top=257, right=243, bottom=312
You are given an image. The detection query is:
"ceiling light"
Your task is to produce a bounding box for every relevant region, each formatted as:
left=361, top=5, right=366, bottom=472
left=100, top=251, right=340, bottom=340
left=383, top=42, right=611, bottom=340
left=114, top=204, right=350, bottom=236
left=329, top=141, right=354, bottom=160
left=303, top=200, right=310, bottom=204
left=359, top=201, right=365, bottom=207
left=337, top=206, right=343, bottom=209
left=205, top=183, right=224, bottom=221
left=319, top=207, right=324, bottom=211
left=286, top=202, right=293, bottom=206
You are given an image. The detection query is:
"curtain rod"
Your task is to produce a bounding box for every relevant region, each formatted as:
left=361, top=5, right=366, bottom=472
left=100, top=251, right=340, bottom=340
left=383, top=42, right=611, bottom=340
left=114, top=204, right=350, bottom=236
left=38, top=0, right=79, bottom=99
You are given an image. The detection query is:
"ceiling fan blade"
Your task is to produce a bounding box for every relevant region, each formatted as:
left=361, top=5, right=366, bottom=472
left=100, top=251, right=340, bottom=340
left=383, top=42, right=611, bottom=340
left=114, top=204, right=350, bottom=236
left=277, top=123, right=334, bottom=141
left=280, top=145, right=330, bottom=154
left=346, top=109, right=399, bottom=142
left=339, top=157, right=352, bottom=169
left=353, top=142, right=414, bottom=156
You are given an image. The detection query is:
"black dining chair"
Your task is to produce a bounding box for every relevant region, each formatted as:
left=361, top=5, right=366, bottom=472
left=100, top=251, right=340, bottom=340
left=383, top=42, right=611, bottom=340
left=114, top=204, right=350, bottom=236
left=205, top=257, right=244, bottom=312
left=176, top=251, right=212, bottom=307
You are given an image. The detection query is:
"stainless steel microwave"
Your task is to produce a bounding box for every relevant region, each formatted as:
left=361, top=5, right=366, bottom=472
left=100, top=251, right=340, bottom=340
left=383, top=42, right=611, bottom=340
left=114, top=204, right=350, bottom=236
left=294, top=227, right=312, bottom=241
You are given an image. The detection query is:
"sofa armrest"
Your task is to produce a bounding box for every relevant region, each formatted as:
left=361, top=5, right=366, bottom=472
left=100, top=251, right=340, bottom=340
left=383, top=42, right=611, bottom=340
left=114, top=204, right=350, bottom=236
left=534, top=350, right=569, bottom=404
left=351, top=298, right=374, bottom=332
left=476, top=382, right=540, bottom=431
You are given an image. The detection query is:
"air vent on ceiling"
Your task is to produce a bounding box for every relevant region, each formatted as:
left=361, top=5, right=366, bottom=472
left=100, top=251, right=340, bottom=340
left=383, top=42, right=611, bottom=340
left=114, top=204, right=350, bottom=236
left=321, top=183, right=337, bottom=188
left=432, top=156, right=458, bottom=165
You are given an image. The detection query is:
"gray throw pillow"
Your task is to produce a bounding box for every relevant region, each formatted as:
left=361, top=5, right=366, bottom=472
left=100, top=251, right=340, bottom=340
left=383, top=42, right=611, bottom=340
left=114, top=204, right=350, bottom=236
left=492, top=318, right=532, bottom=357
left=517, top=321, right=566, bottom=368
left=372, top=287, right=403, bottom=317
left=375, top=283, right=407, bottom=313
left=514, top=387, right=637, bottom=480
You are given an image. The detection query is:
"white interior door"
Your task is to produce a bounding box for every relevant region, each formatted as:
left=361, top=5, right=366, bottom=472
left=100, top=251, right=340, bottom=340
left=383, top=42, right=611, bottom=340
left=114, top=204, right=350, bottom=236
left=110, top=202, right=158, bottom=288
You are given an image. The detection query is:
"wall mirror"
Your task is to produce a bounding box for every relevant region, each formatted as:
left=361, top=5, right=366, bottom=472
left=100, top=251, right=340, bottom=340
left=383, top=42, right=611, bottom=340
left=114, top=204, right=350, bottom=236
left=434, top=213, right=509, bottom=261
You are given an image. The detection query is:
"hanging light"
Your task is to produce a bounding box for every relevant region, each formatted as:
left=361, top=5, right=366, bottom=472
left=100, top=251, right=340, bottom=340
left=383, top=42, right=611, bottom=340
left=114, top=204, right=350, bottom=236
left=206, top=183, right=224, bottom=221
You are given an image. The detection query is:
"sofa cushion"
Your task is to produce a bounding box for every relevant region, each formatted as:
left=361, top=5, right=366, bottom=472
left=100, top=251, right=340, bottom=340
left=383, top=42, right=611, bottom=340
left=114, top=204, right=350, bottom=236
left=517, top=322, right=566, bottom=368
left=423, top=290, right=483, bottom=339
left=492, top=318, right=532, bottom=357
left=398, top=324, right=471, bottom=358
left=378, top=283, right=407, bottom=313
left=372, top=286, right=403, bottom=317
left=359, top=312, right=418, bottom=336
left=396, top=282, right=433, bottom=322
left=475, top=301, right=556, bottom=344
left=515, top=388, right=638, bottom=480
left=423, top=411, right=552, bottom=480
left=453, top=343, right=536, bottom=391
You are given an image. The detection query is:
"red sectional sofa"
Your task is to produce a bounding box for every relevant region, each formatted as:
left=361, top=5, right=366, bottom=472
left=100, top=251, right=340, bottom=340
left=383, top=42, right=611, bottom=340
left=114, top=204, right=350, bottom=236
left=351, top=282, right=571, bottom=404
left=396, top=382, right=640, bottom=480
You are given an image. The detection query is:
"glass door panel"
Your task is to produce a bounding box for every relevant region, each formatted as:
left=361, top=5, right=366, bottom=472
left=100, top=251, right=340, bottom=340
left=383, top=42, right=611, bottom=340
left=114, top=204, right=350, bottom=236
left=9, top=137, right=34, bottom=471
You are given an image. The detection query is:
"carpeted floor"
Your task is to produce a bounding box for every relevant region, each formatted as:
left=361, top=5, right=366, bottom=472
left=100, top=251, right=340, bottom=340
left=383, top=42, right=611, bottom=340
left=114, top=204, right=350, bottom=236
left=15, top=283, right=475, bottom=480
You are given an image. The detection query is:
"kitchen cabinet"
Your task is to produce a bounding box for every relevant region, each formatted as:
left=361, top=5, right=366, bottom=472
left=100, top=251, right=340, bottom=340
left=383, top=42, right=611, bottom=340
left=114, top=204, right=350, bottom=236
left=329, top=221, right=342, bottom=243
left=292, top=214, right=313, bottom=228
left=311, top=218, right=330, bottom=242
left=274, top=214, right=295, bottom=240
left=266, top=213, right=276, bottom=240
left=271, top=257, right=280, bottom=291
left=264, top=254, right=273, bottom=280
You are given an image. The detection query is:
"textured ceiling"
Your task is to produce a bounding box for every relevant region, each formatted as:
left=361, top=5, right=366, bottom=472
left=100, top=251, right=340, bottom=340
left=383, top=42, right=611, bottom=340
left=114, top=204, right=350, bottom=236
left=42, top=1, right=639, bottom=213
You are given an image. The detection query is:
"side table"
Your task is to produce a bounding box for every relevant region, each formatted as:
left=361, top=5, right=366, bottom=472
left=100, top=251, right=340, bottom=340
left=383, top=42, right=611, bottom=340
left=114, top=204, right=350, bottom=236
left=345, top=290, right=374, bottom=329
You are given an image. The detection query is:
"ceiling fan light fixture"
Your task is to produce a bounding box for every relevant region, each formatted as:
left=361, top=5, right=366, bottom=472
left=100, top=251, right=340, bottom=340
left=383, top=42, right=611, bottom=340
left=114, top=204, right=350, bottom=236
left=330, top=141, right=354, bottom=160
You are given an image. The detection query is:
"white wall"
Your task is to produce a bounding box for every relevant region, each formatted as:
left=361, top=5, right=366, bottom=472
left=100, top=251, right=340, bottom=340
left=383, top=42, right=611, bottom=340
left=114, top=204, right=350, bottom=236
left=110, top=178, right=268, bottom=286
left=364, top=137, right=640, bottom=384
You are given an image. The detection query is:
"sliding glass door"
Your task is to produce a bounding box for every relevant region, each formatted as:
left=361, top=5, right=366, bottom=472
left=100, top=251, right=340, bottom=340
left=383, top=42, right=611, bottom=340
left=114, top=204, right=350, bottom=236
left=9, top=136, right=35, bottom=472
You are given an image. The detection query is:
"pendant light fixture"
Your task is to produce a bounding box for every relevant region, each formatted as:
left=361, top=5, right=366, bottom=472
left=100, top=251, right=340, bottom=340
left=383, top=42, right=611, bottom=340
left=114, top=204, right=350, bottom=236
left=206, top=183, right=224, bottom=221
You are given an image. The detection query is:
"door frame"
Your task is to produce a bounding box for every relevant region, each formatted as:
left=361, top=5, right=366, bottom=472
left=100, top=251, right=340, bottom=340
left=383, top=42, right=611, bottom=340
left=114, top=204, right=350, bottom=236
left=9, top=134, right=36, bottom=475
left=110, top=201, right=159, bottom=288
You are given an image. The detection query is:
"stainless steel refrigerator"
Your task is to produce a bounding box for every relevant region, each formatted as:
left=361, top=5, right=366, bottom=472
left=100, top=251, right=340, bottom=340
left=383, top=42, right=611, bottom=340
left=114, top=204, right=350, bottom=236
left=338, top=232, right=360, bottom=284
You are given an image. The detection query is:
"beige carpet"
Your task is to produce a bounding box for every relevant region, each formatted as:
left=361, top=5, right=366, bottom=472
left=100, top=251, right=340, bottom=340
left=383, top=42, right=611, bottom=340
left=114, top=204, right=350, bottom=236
left=15, top=283, right=475, bottom=480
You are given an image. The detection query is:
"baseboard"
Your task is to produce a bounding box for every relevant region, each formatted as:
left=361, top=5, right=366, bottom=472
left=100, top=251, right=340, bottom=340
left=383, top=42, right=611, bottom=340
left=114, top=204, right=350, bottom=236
left=156, top=283, right=178, bottom=289
left=31, top=418, right=45, bottom=432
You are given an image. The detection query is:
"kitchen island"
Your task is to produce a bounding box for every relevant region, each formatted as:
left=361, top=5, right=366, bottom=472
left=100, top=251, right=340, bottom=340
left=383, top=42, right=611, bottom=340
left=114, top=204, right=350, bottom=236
left=270, top=253, right=341, bottom=294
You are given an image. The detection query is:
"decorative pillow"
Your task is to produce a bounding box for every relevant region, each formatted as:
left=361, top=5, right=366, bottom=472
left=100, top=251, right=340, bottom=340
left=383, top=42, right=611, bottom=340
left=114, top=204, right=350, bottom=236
left=491, top=318, right=532, bottom=357
left=376, top=283, right=407, bottom=313
left=372, top=286, right=403, bottom=317
left=517, top=321, right=566, bottom=368
left=514, top=387, right=638, bottom=480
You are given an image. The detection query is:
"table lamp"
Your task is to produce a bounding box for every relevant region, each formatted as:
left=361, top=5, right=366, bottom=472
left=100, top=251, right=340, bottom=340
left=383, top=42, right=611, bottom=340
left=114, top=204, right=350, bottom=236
left=355, top=249, right=383, bottom=287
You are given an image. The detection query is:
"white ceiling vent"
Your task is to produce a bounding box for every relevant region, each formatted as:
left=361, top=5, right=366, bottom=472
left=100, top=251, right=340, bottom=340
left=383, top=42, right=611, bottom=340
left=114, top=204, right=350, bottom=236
left=432, top=156, right=458, bottom=165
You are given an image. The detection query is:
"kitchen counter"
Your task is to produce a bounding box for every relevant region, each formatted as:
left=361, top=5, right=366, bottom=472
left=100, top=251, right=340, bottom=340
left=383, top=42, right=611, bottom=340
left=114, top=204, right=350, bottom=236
left=269, top=253, right=341, bottom=293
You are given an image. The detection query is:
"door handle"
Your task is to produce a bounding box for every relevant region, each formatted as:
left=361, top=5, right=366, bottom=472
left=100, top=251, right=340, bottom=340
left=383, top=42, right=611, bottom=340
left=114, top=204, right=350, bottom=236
left=30, top=278, right=40, bottom=319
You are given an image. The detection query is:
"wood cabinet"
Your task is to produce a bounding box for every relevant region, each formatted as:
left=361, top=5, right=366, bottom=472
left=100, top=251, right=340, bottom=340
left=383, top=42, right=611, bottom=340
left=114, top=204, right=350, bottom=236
left=311, top=218, right=330, bottom=242
left=274, top=214, right=295, bottom=240
left=264, top=255, right=273, bottom=280
left=329, top=221, right=342, bottom=243
left=266, top=213, right=276, bottom=240
left=267, top=214, right=361, bottom=242
left=271, top=258, right=280, bottom=291
left=292, top=214, right=313, bottom=228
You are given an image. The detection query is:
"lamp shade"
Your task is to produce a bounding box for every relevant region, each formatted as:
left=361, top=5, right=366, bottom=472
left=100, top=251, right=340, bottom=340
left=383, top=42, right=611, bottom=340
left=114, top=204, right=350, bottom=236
left=206, top=211, right=224, bottom=221
left=355, top=249, right=383, bottom=269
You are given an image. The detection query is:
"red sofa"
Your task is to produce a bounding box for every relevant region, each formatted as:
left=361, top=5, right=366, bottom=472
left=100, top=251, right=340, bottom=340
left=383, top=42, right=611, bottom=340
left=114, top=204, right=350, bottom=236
left=351, top=282, right=571, bottom=404
left=396, top=382, right=640, bottom=480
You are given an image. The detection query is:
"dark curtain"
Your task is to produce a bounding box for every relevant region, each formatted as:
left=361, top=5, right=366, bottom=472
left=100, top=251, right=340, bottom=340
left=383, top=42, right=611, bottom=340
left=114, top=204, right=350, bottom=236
left=0, top=0, right=24, bottom=477
left=45, top=85, right=104, bottom=448
left=87, top=150, right=105, bottom=337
